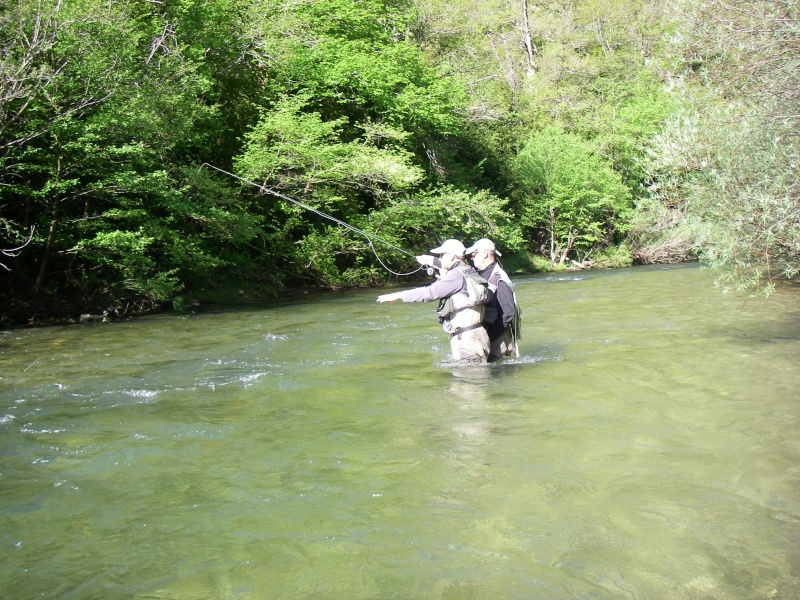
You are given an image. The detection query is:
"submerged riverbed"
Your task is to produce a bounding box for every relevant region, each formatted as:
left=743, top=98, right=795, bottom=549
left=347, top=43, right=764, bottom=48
left=1, top=263, right=799, bottom=599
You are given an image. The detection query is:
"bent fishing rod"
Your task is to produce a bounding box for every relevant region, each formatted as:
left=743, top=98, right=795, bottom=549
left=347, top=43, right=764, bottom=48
left=199, top=163, right=423, bottom=277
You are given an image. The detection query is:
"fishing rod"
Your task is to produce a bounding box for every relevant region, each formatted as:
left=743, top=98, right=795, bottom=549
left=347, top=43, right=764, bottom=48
left=199, top=163, right=423, bottom=277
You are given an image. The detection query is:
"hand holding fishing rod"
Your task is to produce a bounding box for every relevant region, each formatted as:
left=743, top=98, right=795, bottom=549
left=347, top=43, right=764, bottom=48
left=415, top=253, right=443, bottom=277
left=377, top=254, right=442, bottom=303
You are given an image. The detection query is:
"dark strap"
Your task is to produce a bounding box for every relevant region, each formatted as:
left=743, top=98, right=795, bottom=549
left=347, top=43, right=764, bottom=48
left=450, top=323, right=484, bottom=338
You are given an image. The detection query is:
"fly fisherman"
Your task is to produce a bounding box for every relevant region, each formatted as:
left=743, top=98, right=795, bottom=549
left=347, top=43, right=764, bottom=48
left=377, top=239, right=491, bottom=363
left=465, top=238, right=517, bottom=361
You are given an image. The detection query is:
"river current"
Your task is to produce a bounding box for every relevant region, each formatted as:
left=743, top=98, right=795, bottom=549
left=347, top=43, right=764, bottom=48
left=1, top=263, right=798, bottom=599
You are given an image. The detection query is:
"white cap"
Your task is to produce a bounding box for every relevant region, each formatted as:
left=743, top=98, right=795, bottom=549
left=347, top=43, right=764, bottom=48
left=429, top=239, right=466, bottom=257
left=465, top=238, right=501, bottom=257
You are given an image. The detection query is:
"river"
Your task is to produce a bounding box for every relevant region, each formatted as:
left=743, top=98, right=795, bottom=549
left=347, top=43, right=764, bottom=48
left=1, top=263, right=798, bottom=599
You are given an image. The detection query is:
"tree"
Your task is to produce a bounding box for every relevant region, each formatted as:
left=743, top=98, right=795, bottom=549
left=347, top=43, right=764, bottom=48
left=229, top=0, right=485, bottom=286
left=638, top=0, right=799, bottom=293
left=412, top=0, right=673, bottom=268
left=514, top=127, right=632, bottom=266
left=0, top=0, right=263, bottom=317
left=233, top=93, right=425, bottom=286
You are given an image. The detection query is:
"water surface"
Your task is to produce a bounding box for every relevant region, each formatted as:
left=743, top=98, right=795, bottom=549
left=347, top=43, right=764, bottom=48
left=1, top=264, right=799, bottom=599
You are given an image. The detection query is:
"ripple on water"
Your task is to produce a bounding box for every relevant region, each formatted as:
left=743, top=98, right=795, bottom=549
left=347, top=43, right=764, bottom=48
left=116, top=389, right=160, bottom=400
left=0, top=265, right=798, bottom=599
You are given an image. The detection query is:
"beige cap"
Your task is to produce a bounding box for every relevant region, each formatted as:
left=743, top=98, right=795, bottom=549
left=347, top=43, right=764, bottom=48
left=430, top=239, right=466, bottom=257
left=465, top=238, right=501, bottom=257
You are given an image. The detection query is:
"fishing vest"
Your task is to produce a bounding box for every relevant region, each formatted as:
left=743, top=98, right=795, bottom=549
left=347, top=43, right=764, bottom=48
left=483, top=263, right=515, bottom=326
left=436, top=265, right=489, bottom=335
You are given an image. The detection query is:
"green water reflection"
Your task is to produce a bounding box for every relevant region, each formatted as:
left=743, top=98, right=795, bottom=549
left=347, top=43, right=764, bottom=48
left=1, top=264, right=798, bottom=599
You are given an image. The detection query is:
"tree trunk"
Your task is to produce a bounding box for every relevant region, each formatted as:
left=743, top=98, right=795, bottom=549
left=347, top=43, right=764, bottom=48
left=34, top=204, right=58, bottom=300
left=34, top=151, right=61, bottom=299
left=520, top=0, right=536, bottom=77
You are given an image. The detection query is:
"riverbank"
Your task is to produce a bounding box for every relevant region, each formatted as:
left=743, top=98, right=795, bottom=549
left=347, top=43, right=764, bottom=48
left=0, top=248, right=687, bottom=329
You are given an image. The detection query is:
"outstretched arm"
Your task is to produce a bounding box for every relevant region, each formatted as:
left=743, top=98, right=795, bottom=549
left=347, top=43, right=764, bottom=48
left=376, top=268, right=463, bottom=304
left=377, top=292, right=404, bottom=303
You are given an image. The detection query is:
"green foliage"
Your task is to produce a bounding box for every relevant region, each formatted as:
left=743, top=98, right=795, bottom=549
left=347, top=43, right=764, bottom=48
left=526, top=253, right=561, bottom=273
left=513, top=127, right=633, bottom=265
left=413, top=0, right=675, bottom=267
left=233, top=92, right=427, bottom=285
left=365, top=185, right=524, bottom=254
left=236, top=94, right=423, bottom=200
left=71, top=230, right=181, bottom=305
left=0, top=0, right=265, bottom=317
left=572, top=66, right=675, bottom=191
left=641, top=96, right=799, bottom=291
left=636, top=0, right=800, bottom=293
left=592, top=244, right=634, bottom=269
left=242, top=0, right=463, bottom=143
left=230, top=0, right=472, bottom=288
left=10, top=0, right=787, bottom=322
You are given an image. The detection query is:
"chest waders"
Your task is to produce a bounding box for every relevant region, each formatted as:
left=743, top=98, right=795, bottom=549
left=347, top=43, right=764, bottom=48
left=435, top=266, right=489, bottom=337
left=487, top=265, right=522, bottom=358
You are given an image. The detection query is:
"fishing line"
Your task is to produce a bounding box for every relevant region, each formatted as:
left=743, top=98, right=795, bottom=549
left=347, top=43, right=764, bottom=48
left=23, top=357, right=41, bottom=372
left=199, top=163, right=423, bottom=277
